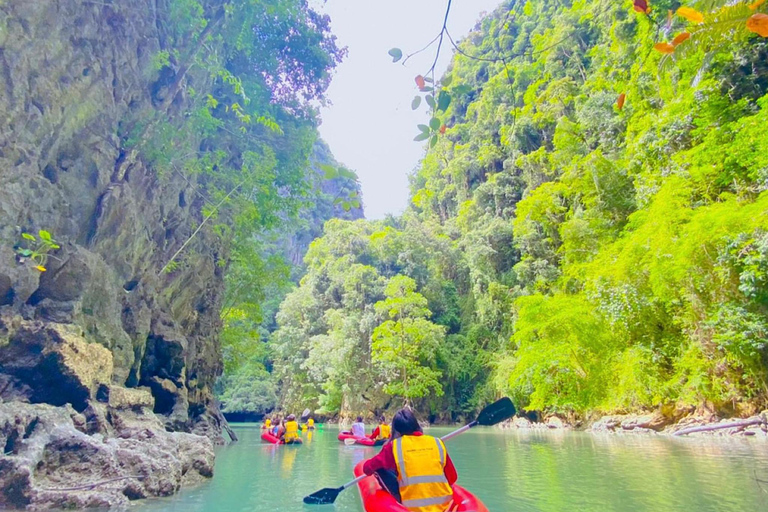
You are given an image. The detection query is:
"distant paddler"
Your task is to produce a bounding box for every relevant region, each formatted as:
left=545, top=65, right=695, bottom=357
left=261, top=417, right=272, bottom=430
left=282, top=414, right=301, bottom=444
left=368, top=415, right=391, bottom=442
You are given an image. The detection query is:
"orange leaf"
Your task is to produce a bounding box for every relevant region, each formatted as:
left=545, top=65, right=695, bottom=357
left=415, top=75, right=426, bottom=90
left=747, top=13, right=768, bottom=36
left=654, top=42, right=676, bottom=54
left=677, top=6, right=704, bottom=23
left=749, top=0, right=766, bottom=10
left=439, top=124, right=447, bottom=134
left=672, top=32, right=691, bottom=45
left=617, top=93, right=626, bottom=111
left=633, top=0, right=649, bottom=13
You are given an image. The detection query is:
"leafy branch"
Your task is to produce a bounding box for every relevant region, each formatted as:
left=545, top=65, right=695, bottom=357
left=15, top=230, right=60, bottom=272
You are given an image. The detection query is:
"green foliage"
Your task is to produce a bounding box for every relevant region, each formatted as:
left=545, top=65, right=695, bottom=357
left=372, top=276, right=446, bottom=404
left=15, top=230, right=60, bottom=271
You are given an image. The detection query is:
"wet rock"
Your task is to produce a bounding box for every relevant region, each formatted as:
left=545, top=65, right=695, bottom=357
left=0, top=401, right=214, bottom=510
left=545, top=415, right=569, bottom=429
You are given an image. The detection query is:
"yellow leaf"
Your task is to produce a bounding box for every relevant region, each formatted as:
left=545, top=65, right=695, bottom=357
left=654, top=42, right=676, bottom=54
left=672, top=32, right=691, bottom=46
left=747, top=13, right=768, bottom=36
left=677, top=6, right=704, bottom=23
left=749, top=0, right=766, bottom=11
left=35, top=265, right=47, bottom=272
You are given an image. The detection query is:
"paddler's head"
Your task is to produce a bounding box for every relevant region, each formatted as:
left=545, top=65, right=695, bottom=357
left=287, top=414, right=296, bottom=421
left=391, top=408, right=422, bottom=440
left=356, top=416, right=363, bottom=423
left=379, top=415, right=386, bottom=424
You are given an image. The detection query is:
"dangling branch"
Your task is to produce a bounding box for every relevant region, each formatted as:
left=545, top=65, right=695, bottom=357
left=158, top=178, right=246, bottom=275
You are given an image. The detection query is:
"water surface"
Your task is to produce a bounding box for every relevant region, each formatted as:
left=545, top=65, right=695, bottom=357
left=137, top=424, right=768, bottom=511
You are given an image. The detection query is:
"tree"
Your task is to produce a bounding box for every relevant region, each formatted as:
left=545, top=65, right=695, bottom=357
left=372, top=276, right=446, bottom=406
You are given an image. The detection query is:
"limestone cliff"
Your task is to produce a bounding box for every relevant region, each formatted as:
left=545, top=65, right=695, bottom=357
left=0, top=0, right=226, bottom=438
left=0, top=0, right=248, bottom=507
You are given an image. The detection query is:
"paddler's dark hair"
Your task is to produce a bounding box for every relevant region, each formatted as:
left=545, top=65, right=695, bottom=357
left=392, top=408, right=422, bottom=436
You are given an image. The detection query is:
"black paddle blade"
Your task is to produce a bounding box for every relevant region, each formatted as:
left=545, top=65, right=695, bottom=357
left=477, top=397, right=516, bottom=426
left=303, top=486, right=343, bottom=505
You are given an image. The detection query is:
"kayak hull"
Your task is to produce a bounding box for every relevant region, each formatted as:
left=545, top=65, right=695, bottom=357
left=338, top=432, right=386, bottom=446
left=353, top=461, right=488, bottom=512
left=261, top=432, right=303, bottom=445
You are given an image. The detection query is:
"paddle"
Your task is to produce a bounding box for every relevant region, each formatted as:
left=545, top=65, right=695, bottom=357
left=302, top=397, right=516, bottom=505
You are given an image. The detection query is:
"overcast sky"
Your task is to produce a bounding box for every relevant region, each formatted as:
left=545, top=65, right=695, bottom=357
left=313, top=0, right=503, bottom=219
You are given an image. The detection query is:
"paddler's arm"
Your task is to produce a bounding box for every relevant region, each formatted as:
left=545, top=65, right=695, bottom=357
left=368, top=426, right=380, bottom=439
left=362, top=442, right=396, bottom=475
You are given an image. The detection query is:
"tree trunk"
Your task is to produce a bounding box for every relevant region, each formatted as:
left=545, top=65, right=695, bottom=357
left=673, top=417, right=765, bottom=436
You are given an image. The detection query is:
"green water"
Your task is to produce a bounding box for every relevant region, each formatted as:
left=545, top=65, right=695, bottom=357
left=137, top=424, right=768, bottom=511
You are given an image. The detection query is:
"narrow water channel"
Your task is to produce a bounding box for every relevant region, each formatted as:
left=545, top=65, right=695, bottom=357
left=137, top=424, right=768, bottom=511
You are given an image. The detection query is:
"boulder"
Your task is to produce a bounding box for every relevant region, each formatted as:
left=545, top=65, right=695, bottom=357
left=0, top=321, right=112, bottom=411
left=108, top=386, right=154, bottom=411
left=0, top=401, right=214, bottom=509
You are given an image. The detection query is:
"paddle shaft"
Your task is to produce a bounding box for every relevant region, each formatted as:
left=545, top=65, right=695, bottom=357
left=339, top=419, right=482, bottom=490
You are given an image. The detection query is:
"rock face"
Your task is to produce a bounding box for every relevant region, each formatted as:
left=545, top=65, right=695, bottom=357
left=0, top=0, right=234, bottom=507
left=0, top=0, right=226, bottom=436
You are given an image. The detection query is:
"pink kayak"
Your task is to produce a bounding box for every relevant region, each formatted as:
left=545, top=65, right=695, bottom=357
left=353, top=461, right=488, bottom=512
left=261, top=432, right=302, bottom=445
left=338, top=431, right=386, bottom=446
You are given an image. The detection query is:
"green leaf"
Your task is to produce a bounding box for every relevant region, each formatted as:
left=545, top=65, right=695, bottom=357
left=414, top=132, right=431, bottom=142
left=430, top=134, right=438, bottom=148
left=18, top=249, right=32, bottom=257
left=417, top=124, right=430, bottom=133
left=411, top=96, right=422, bottom=110
left=437, top=92, right=452, bottom=112
left=22, top=233, right=36, bottom=241
left=350, top=199, right=361, bottom=208
left=453, top=84, right=472, bottom=95
left=338, top=168, right=358, bottom=180
left=441, top=76, right=452, bottom=87
left=38, top=230, right=52, bottom=241
left=388, top=48, right=403, bottom=63
left=424, top=77, right=434, bottom=83
left=320, top=164, right=338, bottom=180
left=425, top=95, right=436, bottom=109
left=429, top=117, right=441, bottom=131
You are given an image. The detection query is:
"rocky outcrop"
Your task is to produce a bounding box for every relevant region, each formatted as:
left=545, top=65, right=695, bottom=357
left=0, top=0, right=235, bottom=506
left=0, top=0, right=227, bottom=438
left=0, top=400, right=214, bottom=510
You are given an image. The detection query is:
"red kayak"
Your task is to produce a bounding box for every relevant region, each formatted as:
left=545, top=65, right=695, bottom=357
left=338, top=431, right=386, bottom=446
left=261, top=432, right=303, bottom=445
left=353, top=461, right=488, bottom=512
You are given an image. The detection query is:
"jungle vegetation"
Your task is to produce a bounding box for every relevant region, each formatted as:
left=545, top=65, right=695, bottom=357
left=263, top=0, right=768, bottom=421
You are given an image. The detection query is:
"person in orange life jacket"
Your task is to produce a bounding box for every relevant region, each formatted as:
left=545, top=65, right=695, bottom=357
left=362, top=408, right=457, bottom=512
left=368, top=415, right=392, bottom=440
left=351, top=416, right=366, bottom=438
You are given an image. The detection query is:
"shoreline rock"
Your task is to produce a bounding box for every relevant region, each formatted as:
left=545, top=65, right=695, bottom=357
left=0, top=400, right=214, bottom=510
left=498, top=411, right=768, bottom=438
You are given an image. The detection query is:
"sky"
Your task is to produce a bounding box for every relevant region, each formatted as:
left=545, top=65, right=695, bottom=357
left=313, top=0, right=503, bottom=219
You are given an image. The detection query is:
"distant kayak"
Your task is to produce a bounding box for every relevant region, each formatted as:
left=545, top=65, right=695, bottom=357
left=353, top=461, right=488, bottom=512
left=338, top=431, right=386, bottom=446
left=261, top=432, right=303, bottom=445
